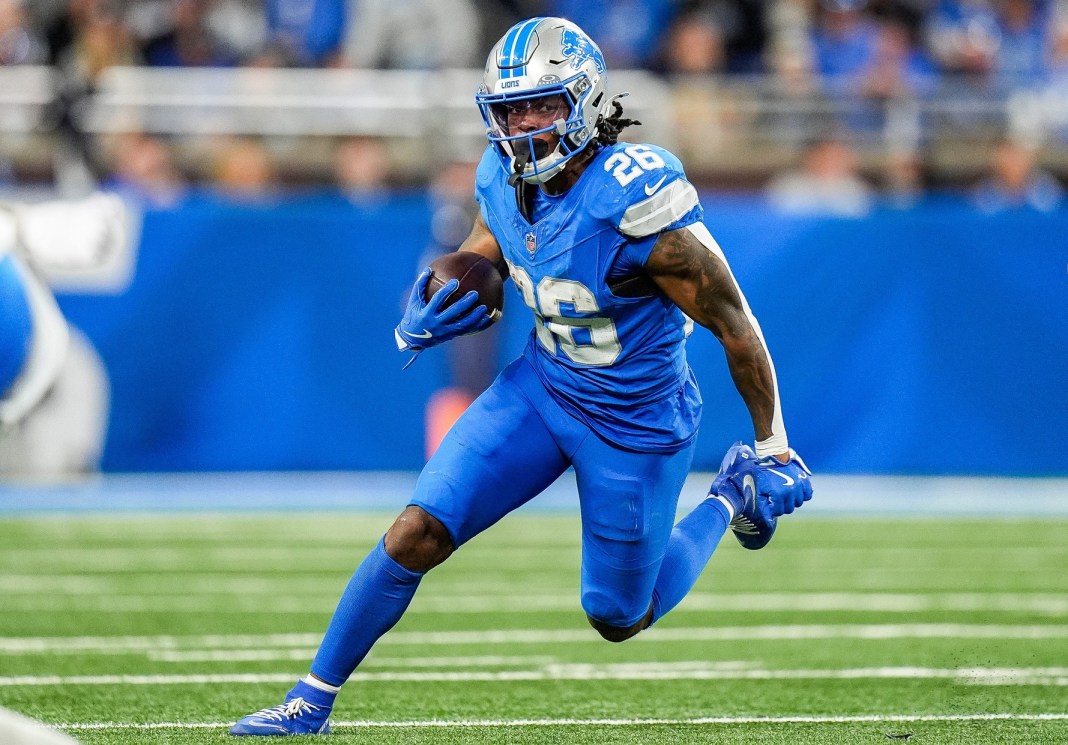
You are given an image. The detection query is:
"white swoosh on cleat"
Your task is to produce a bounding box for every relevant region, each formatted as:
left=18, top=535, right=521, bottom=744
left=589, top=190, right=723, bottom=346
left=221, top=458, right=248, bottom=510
left=743, top=474, right=756, bottom=504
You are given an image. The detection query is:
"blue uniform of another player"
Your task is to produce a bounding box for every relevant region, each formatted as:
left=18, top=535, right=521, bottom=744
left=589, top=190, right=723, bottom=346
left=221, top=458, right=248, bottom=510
left=0, top=236, right=70, bottom=432
left=231, top=17, right=813, bottom=737
left=0, top=249, right=33, bottom=395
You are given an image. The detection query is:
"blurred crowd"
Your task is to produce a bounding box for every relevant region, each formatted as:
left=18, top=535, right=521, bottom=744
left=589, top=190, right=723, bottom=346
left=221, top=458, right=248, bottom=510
left=0, top=0, right=1065, bottom=212
left=1, top=0, right=1065, bottom=84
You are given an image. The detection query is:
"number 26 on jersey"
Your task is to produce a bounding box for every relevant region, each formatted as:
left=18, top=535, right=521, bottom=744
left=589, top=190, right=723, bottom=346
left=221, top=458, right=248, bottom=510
left=507, top=262, right=622, bottom=367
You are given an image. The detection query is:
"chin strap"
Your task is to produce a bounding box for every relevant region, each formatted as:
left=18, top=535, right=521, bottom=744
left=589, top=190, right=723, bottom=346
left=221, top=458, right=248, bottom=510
left=508, top=148, right=531, bottom=187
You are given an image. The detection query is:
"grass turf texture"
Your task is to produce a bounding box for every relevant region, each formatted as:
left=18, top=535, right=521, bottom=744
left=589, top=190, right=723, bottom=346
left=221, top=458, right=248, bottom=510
left=0, top=513, right=1064, bottom=744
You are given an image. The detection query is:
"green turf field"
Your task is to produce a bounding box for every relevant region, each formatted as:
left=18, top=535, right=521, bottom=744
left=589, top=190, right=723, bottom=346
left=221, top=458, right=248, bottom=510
left=0, top=512, right=1065, bottom=744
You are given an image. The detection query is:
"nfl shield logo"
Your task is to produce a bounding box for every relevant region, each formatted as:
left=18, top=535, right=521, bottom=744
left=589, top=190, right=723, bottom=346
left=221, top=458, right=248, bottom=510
left=525, top=231, right=537, bottom=256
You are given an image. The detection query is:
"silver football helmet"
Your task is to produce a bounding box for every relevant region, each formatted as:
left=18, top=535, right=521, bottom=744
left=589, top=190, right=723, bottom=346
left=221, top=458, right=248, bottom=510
left=476, top=17, right=610, bottom=184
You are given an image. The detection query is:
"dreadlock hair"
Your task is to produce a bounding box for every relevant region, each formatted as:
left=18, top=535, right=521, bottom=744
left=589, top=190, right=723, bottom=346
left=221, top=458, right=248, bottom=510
left=596, top=97, right=642, bottom=146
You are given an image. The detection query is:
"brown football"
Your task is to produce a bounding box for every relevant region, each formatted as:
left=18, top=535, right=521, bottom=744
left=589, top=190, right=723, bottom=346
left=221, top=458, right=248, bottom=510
left=424, top=251, right=504, bottom=322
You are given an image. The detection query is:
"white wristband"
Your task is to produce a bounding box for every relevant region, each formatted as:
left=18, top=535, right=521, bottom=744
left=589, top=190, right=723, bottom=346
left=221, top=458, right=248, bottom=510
left=755, top=434, right=789, bottom=458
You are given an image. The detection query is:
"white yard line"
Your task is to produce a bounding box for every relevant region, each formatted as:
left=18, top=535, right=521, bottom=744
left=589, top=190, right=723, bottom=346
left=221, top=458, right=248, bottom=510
left=2, top=623, right=1067, bottom=655
left=3, top=665, right=1067, bottom=687
left=146, top=650, right=554, bottom=666
left=2, top=591, right=1066, bottom=614
left=377, top=623, right=1068, bottom=645
left=52, top=713, right=1068, bottom=731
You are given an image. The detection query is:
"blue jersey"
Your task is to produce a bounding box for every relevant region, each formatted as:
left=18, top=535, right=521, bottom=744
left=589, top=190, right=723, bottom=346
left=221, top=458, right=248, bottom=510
left=475, top=142, right=704, bottom=453
left=0, top=249, right=33, bottom=396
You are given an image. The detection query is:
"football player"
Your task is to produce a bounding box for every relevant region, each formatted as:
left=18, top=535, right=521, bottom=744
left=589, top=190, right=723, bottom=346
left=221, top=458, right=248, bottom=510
left=232, top=17, right=813, bottom=736
left=0, top=197, right=114, bottom=473
left=0, top=206, right=108, bottom=476
left=0, top=228, right=60, bottom=432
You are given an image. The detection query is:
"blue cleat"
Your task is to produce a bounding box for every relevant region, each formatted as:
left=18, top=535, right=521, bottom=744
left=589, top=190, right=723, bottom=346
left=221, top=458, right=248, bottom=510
left=708, top=442, right=777, bottom=550
left=230, top=681, right=333, bottom=737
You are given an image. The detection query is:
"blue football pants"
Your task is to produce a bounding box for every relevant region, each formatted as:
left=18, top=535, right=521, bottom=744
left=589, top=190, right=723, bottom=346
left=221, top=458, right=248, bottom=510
left=410, top=356, right=695, bottom=628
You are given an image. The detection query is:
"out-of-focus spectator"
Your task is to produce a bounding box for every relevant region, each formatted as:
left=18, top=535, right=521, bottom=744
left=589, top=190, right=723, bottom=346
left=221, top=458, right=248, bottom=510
left=767, top=0, right=817, bottom=89
left=136, top=0, right=241, bottom=67
left=339, top=0, right=481, bottom=69
left=858, top=18, right=937, bottom=100
left=925, top=0, right=1002, bottom=79
left=104, top=132, right=187, bottom=208
left=766, top=0, right=815, bottom=71
left=1052, top=8, right=1068, bottom=79
left=867, top=0, right=927, bottom=30
left=0, top=156, right=13, bottom=187
left=255, top=0, right=344, bottom=67
left=211, top=137, right=277, bottom=200
left=662, top=10, right=726, bottom=74
left=880, top=146, right=927, bottom=208
left=661, top=11, right=746, bottom=168
left=0, top=0, right=47, bottom=65
left=334, top=135, right=391, bottom=205
left=717, top=0, right=771, bottom=74
left=661, top=0, right=768, bottom=74
left=1040, top=8, right=1068, bottom=150
left=844, top=17, right=937, bottom=135
left=201, top=0, right=268, bottom=62
left=474, top=0, right=542, bottom=60
left=125, top=0, right=265, bottom=66
left=994, top=0, right=1051, bottom=84
left=541, top=0, right=679, bottom=68
left=973, top=137, right=1064, bottom=211
left=811, top=3, right=881, bottom=88
left=766, top=135, right=875, bottom=216
left=426, top=160, right=477, bottom=253
left=49, top=0, right=140, bottom=83
left=765, top=2, right=824, bottom=147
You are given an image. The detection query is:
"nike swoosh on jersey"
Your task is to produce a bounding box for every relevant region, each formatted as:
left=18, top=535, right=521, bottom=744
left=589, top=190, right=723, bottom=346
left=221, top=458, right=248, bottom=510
left=767, top=470, right=795, bottom=486
left=644, top=175, right=668, bottom=196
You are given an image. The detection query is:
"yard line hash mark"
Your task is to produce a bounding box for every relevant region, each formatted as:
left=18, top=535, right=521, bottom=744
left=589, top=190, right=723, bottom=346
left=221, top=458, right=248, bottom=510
left=3, top=665, right=1067, bottom=687
left=2, top=624, right=1067, bottom=655
left=2, top=589, right=1065, bottom=615
left=54, top=713, right=1068, bottom=731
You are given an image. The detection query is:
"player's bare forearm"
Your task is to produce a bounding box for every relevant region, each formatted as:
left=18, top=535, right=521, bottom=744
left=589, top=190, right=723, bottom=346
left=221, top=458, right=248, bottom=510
left=646, top=227, right=779, bottom=443
left=458, top=213, right=508, bottom=279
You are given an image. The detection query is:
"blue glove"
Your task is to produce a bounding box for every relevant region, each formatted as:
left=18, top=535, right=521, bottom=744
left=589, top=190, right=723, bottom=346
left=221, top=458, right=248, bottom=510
left=755, top=449, right=813, bottom=516
left=395, top=268, right=493, bottom=352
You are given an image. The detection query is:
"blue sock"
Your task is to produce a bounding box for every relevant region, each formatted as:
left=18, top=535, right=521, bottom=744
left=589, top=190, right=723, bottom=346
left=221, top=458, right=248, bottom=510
left=649, top=498, right=730, bottom=624
left=310, top=537, right=423, bottom=686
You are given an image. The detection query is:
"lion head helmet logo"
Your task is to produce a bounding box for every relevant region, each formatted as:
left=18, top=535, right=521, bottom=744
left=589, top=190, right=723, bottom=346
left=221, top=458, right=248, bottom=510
left=560, top=28, right=606, bottom=74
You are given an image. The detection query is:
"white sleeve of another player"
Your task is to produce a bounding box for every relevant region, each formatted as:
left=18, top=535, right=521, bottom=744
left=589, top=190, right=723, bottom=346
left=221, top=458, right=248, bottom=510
left=0, top=255, right=70, bottom=428
left=686, top=222, right=788, bottom=456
